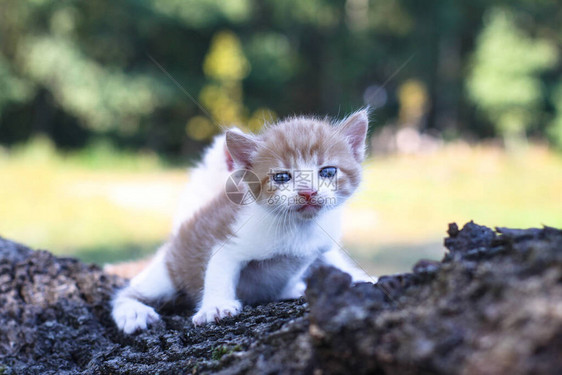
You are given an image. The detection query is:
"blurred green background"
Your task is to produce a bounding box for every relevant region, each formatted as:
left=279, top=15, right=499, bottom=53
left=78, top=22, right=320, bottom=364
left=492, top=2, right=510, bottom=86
left=1, top=0, right=561, bottom=276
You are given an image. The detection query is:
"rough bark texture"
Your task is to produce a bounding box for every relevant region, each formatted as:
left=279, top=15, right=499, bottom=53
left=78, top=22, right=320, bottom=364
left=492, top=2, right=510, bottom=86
left=1, top=221, right=562, bottom=374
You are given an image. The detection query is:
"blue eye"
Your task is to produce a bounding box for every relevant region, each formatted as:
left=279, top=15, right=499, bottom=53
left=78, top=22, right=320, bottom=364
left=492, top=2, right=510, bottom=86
left=273, top=172, right=292, bottom=183
left=319, top=167, right=337, bottom=178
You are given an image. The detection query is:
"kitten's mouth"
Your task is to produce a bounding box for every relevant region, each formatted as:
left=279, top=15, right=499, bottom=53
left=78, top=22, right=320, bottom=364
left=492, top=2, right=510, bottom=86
left=296, top=203, right=322, bottom=214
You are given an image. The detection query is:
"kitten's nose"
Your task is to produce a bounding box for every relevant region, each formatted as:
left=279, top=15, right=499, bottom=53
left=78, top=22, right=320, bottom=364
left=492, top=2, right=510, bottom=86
left=298, top=189, right=317, bottom=202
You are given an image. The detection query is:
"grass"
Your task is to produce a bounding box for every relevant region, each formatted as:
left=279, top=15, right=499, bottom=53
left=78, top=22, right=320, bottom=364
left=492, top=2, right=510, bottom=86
left=0, top=137, right=183, bottom=262
left=1, top=137, right=561, bottom=274
left=347, top=142, right=562, bottom=244
left=344, top=143, right=562, bottom=274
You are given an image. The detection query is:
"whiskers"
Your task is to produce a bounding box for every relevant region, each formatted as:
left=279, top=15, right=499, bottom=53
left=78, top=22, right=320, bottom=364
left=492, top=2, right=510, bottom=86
left=256, top=195, right=299, bottom=242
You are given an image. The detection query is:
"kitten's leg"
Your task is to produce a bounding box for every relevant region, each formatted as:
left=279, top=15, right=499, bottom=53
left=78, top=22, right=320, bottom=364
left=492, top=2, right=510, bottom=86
left=192, top=250, right=244, bottom=326
left=279, top=259, right=316, bottom=299
left=320, top=246, right=376, bottom=283
left=280, top=280, right=306, bottom=300
left=112, top=245, right=176, bottom=334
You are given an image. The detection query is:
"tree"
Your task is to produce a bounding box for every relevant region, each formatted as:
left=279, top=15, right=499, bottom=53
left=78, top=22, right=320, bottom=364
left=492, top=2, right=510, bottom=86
left=467, top=8, right=558, bottom=148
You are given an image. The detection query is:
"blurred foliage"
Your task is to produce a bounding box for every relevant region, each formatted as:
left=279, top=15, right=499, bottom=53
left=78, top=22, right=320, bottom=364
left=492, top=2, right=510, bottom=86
left=467, top=8, right=557, bottom=147
left=397, top=79, right=428, bottom=127
left=550, top=85, right=562, bottom=151
left=187, top=30, right=276, bottom=141
left=1, top=0, right=562, bottom=153
left=5, top=136, right=163, bottom=171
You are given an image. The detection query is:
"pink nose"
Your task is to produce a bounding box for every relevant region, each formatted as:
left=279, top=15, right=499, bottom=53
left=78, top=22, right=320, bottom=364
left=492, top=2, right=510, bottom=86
left=298, top=190, right=317, bottom=201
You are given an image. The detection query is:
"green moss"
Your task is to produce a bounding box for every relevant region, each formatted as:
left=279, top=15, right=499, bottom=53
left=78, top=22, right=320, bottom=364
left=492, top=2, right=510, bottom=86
left=211, top=345, right=242, bottom=361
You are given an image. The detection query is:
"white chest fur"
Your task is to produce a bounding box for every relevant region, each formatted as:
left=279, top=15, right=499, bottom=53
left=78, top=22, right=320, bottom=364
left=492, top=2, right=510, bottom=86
left=224, top=204, right=341, bottom=262
left=190, top=205, right=343, bottom=325
left=222, top=205, right=342, bottom=304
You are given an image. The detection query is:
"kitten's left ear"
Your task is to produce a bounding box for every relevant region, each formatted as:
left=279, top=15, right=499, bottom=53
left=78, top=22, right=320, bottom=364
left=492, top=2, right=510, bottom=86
left=225, top=129, right=258, bottom=169
left=340, top=109, right=369, bottom=162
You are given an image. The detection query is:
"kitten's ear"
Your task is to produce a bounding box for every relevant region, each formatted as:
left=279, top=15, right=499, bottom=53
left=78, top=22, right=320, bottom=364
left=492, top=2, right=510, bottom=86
left=340, top=109, right=369, bottom=162
left=225, top=129, right=258, bottom=169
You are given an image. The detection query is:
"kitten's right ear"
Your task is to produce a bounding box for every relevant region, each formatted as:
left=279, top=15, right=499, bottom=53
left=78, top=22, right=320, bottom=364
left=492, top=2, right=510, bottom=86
left=340, top=109, right=369, bottom=162
left=225, top=130, right=258, bottom=169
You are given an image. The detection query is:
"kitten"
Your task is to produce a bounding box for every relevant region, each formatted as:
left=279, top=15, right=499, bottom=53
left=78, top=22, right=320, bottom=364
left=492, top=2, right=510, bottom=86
left=112, top=109, right=373, bottom=333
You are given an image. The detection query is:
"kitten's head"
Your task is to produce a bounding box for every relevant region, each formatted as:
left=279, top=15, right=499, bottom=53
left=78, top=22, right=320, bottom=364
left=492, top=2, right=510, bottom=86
left=226, top=109, right=368, bottom=220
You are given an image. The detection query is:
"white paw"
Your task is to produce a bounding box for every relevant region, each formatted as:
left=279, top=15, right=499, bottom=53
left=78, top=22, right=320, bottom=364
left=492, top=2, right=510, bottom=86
left=280, top=281, right=306, bottom=300
left=112, top=298, right=160, bottom=334
left=192, top=300, right=242, bottom=326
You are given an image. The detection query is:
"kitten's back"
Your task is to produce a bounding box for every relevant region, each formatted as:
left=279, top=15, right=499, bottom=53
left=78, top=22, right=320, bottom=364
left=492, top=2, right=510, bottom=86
left=172, top=132, right=233, bottom=234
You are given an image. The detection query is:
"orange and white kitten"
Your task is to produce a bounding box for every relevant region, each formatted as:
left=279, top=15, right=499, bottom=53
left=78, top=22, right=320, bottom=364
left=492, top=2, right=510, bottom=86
left=112, top=110, right=373, bottom=333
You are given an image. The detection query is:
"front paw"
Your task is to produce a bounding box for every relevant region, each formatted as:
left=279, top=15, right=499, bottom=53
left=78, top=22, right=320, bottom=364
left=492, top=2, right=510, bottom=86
left=192, top=300, right=242, bottom=326
left=112, top=298, right=160, bottom=334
